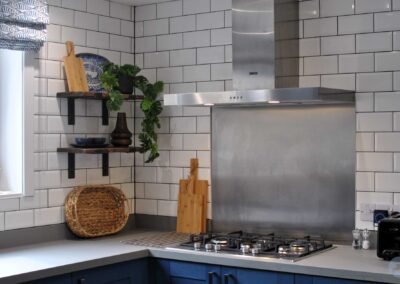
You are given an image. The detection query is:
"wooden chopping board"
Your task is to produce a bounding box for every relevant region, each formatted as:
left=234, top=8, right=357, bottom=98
left=63, top=41, right=89, bottom=92
left=176, top=158, right=208, bottom=234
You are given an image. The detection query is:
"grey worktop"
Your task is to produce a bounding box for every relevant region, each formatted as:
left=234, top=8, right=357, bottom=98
left=0, top=230, right=398, bottom=284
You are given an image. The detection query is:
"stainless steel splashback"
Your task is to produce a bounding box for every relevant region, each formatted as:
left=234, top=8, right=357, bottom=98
left=232, top=0, right=299, bottom=90
left=211, top=105, right=355, bottom=241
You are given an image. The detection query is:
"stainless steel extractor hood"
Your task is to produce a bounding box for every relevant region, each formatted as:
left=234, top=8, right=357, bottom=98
left=163, top=0, right=355, bottom=106
left=163, top=88, right=354, bottom=106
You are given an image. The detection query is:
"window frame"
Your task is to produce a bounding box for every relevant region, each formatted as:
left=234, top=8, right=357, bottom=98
left=0, top=51, right=35, bottom=198
left=23, top=52, right=35, bottom=197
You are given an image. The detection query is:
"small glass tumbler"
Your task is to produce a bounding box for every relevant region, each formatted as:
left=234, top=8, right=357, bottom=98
left=352, top=229, right=362, bottom=249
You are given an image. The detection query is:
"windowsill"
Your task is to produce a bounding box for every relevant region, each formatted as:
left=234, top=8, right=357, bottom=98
left=0, top=192, right=22, bottom=199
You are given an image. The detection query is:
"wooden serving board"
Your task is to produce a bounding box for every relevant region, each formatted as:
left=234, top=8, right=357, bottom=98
left=64, top=41, right=89, bottom=92
left=176, top=159, right=208, bottom=234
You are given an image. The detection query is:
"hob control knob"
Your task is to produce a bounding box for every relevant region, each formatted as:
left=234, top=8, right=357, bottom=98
left=241, top=244, right=250, bottom=254
left=251, top=247, right=260, bottom=255
left=194, top=242, right=201, bottom=250
left=205, top=243, right=213, bottom=251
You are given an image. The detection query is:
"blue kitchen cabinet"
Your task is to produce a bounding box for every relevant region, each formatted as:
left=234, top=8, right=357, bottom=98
left=238, top=269, right=294, bottom=284
left=312, top=276, right=376, bottom=284
left=295, top=275, right=313, bottom=284
left=25, top=259, right=148, bottom=284
left=222, top=267, right=294, bottom=284
left=151, top=259, right=221, bottom=283
left=168, top=260, right=220, bottom=284
left=151, top=259, right=378, bottom=284
left=220, top=266, right=237, bottom=284
left=295, top=275, right=376, bottom=284
left=25, top=274, right=72, bottom=284
left=72, top=258, right=148, bottom=284
left=153, top=259, right=294, bottom=284
left=150, top=258, right=173, bottom=284
left=24, top=258, right=380, bottom=284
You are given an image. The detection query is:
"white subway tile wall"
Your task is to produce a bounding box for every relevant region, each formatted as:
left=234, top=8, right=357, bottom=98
left=133, top=0, right=227, bottom=219
left=298, top=0, right=400, bottom=230
left=133, top=0, right=400, bottom=230
left=0, top=0, right=136, bottom=231
left=1, top=0, right=400, bottom=232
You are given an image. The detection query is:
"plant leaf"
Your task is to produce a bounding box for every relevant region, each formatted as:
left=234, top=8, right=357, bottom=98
left=141, top=98, right=153, bottom=111
left=99, top=62, right=164, bottom=163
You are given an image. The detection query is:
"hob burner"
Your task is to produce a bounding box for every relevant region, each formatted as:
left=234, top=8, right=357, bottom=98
left=176, top=231, right=334, bottom=261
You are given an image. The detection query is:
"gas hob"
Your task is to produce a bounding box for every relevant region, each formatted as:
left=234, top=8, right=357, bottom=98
left=170, top=231, right=334, bottom=262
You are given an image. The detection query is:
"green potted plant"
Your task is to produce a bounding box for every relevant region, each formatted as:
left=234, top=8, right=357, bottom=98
left=100, top=63, right=163, bottom=163
left=101, top=63, right=140, bottom=110
left=135, top=77, right=164, bottom=163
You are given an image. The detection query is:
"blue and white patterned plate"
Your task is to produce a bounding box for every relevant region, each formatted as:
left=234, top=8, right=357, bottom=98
left=76, top=53, right=110, bottom=93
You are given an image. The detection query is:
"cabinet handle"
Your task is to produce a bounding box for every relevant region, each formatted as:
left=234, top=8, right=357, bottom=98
left=208, top=271, right=216, bottom=284
left=224, top=273, right=231, bottom=284
left=78, top=278, right=86, bottom=284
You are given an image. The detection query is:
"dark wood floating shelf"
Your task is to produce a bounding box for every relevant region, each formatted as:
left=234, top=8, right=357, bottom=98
left=57, top=92, right=144, bottom=100
left=56, top=92, right=144, bottom=126
left=57, top=146, right=143, bottom=179
left=57, top=146, right=143, bottom=153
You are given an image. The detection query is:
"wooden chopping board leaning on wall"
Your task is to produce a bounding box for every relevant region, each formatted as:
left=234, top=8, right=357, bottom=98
left=63, top=41, right=89, bottom=92
left=176, top=158, right=208, bottom=234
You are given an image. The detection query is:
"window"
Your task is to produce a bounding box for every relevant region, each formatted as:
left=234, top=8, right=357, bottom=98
left=0, top=49, right=35, bottom=197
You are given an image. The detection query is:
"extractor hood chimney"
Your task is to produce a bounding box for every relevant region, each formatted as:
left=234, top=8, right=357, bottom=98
left=163, top=0, right=354, bottom=106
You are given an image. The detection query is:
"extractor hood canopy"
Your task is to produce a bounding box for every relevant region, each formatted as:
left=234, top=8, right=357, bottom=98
left=163, top=0, right=355, bottom=106
left=164, top=88, right=355, bottom=106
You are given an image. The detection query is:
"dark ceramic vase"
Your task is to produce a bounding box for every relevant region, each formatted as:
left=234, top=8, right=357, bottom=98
left=118, top=74, right=134, bottom=94
left=111, top=112, right=132, bottom=147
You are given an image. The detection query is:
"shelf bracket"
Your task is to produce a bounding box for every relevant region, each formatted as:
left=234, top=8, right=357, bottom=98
left=67, top=98, right=75, bottom=125
left=102, top=153, right=109, bottom=176
left=68, top=153, right=75, bottom=179
left=57, top=146, right=141, bottom=179
left=102, top=100, right=109, bottom=125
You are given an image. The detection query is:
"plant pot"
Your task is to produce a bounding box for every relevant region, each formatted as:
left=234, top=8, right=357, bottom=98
left=111, top=112, right=132, bottom=147
left=118, top=74, right=134, bottom=94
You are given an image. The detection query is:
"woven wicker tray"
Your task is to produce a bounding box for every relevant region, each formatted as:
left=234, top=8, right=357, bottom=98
left=65, top=185, right=130, bottom=238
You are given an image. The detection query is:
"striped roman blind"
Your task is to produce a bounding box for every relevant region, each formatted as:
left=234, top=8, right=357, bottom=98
left=0, top=0, right=48, bottom=51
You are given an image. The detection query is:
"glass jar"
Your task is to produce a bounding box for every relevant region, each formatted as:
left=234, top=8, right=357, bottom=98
left=352, top=229, right=361, bottom=249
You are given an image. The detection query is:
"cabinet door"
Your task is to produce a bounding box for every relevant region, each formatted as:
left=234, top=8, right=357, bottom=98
left=295, top=275, right=313, bottom=284
left=221, top=267, right=237, bottom=284
left=313, top=276, right=375, bottom=284
left=72, top=259, right=148, bottom=284
left=150, top=258, right=170, bottom=284
left=24, top=274, right=72, bottom=284
left=206, top=265, right=221, bottom=284
left=168, top=260, right=220, bottom=284
left=235, top=268, right=294, bottom=284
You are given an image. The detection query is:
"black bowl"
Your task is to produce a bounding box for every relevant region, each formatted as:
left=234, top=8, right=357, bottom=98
left=75, top=137, right=89, bottom=146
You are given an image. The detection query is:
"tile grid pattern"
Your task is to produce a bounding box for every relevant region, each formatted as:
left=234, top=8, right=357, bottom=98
left=0, top=0, right=137, bottom=231
left=136, top=0, right=400, bottom=230
left=300, top=0, right=400, bottom=230
left=134, top=0, right=232, bottom=218
left=2, top=0, right=399, bottom=232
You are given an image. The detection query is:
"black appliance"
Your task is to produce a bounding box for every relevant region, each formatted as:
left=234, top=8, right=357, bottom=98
left=378, top=218, right=400, bottom=260
left=174, top=231, right=333, bottom=262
